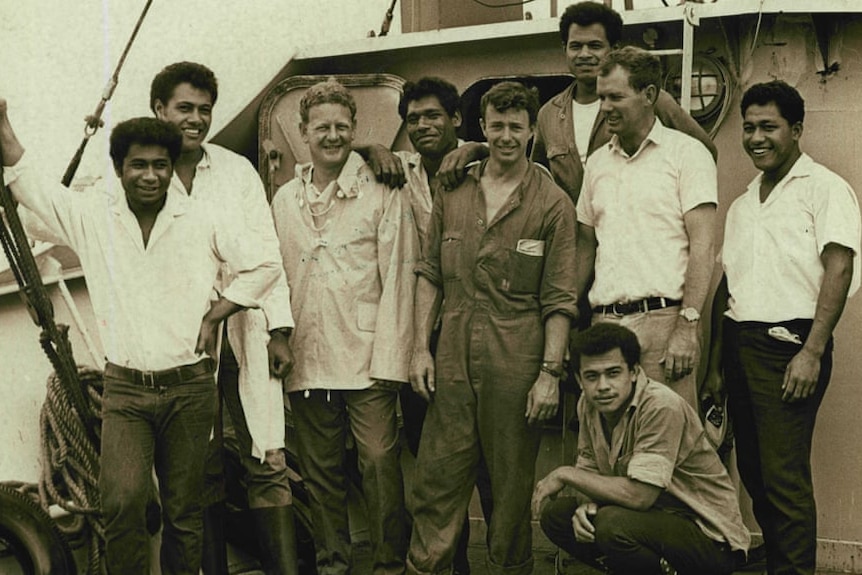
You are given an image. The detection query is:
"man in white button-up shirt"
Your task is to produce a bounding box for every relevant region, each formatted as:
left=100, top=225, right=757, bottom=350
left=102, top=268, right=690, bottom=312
left=0, top=105, right=281, bottom=575
left=705, top=80, right=860, bottom=575
left=575, top=46, right=718, bottom=410
left=149, top=62, right=299, bottom=575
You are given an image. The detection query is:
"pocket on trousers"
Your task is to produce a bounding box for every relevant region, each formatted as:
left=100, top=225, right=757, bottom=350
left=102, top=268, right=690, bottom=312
left=506, top=248, right=544, bottom=294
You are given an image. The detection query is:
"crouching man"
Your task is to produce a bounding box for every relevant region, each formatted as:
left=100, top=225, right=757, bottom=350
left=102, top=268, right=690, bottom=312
left=532, top=323, right=749, bottom=575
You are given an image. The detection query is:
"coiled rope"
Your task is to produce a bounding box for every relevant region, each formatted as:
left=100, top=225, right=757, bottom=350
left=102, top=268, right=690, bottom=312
left=0, top=2, right=155, bottom=571
left=40, top=365, right=105, bottom=575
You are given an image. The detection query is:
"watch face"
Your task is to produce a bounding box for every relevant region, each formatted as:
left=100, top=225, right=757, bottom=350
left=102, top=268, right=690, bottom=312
left=682, top=308, right=700, bottom=321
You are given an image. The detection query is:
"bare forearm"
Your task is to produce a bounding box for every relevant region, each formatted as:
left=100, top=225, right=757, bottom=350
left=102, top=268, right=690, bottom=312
left=681, top=224, right=715, bottom=315
left=204, top=297, right=245, bottom=326
left=414, top=275, right=442, bottom=352
left=804, top=246, right=853, bottom=357
left=543, top=312, right=571, bottom=364
left=550, top=465, right=660, bottom=511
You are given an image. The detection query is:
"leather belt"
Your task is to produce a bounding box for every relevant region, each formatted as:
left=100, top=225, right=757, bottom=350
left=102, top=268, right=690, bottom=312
left=593, top=297, right=681, bottom=317
left=104, top=358, right=215, bottom=389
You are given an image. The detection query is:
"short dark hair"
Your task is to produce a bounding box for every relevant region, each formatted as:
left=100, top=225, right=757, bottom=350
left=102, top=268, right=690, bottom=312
left=109, top=118, right=183, bottom=172
left=480, top=81, right=540, bottom=125
left=741, top=80, right=805, bottom=125
left=299, top=78, right=357, bottom=124
left=559, top=1, right=623, bottom=46
left=398, top=77, right=460, bottom=120
left=150, top=62, right=218, bottom=113
left=570, top=323, right=641, bottom=374
left=598, top=46, right=661, bottom=93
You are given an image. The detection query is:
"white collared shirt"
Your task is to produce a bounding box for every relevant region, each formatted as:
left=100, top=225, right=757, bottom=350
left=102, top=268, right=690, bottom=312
left=722, top=153, right=861, bottom=322
left=578, top=119, right=717, bottom=305
left=171, top=143, right=294, bottom=331
left=5, top=153, right=281, bottom=371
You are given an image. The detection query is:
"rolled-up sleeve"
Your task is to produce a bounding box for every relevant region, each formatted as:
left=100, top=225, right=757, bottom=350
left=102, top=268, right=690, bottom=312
left=539, top=191, right=579, bottom=321
left=626, top=399, right=684, bottom=489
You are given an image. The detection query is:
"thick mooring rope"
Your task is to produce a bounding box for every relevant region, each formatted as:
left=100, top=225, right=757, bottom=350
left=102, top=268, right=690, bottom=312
left=39, top=366, right=105, bottom=575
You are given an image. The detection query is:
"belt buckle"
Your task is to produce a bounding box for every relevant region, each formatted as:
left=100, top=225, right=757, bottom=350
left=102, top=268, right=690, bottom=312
left=142, top=371, right=157, bottom=389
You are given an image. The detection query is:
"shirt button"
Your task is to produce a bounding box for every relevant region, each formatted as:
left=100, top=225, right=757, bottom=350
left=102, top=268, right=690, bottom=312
left=477, top=218, right=484, bottom=226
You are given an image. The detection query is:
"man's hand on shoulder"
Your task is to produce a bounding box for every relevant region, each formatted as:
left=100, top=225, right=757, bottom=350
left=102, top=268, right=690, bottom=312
left=437, top=142, right=487, bottom=190
left=268, top=329, right=294, bottom=378
left=360, top=144, right=405, bottom=188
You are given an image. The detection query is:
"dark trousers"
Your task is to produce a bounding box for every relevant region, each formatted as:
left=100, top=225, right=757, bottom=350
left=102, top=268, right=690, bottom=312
left=400, top=384, right=494, bottom=572
left=723, top=319, right=832, bottom=575
left=540, top=498, right=737, bottom=575
left=100, top=373, right=217, bottom=575
left=290, top=385, right=407, bottom=575
left=206, top=340, right=292, bottom=509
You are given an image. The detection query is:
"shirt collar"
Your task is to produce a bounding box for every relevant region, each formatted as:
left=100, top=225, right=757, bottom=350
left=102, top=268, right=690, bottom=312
left=627, top=370, right=651, bottom=413
left=195, top=144, right=212, bottom=171
left=746, top=152, right=813, bottom=196
left=608, top=117, right=665, bottom=158
left=297, top=151, right=371, bottom=199
left=109, top=183, right=189, bottom=218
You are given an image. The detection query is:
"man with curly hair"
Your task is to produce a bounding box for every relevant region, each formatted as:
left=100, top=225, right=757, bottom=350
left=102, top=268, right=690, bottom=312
left=271, top=78, right=418, bottom=575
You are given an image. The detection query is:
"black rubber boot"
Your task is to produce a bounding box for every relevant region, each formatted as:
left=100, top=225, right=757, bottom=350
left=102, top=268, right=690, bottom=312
left=201, top=501, right=229, bottom=575
left=251, top=505, right=300, bottom=575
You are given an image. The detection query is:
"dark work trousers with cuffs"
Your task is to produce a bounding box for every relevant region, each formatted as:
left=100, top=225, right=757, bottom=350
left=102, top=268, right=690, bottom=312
left=723, top=318, right=832, bottom=575
left=290, top=383, right=407, bottom=575
left=100, top=369, right=216, bottom=575
left=399, top=325, right=494, bottom=573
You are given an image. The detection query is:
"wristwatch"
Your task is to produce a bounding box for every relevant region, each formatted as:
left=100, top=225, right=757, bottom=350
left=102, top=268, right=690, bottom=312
left=679, top=307, right=701, bottom=323
left=540, top=361, right=564, bottom=378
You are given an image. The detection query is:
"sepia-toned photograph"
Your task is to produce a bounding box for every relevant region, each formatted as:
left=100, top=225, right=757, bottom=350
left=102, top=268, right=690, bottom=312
left=1, top=1, right=860, bottom=573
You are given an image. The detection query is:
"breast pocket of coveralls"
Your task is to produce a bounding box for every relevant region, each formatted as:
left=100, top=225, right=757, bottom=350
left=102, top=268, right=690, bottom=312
left=506, top=239, right=545, bottom=294
left=440, top=231, right=463, bottom=281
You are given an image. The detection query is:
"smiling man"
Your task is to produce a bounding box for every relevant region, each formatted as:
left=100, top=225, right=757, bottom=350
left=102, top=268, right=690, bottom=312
left=407, top=81, right=577, bottom=575
left=270, top=78, right=418, bottom=575
left=533, top=323, right=749, bottom=575
left=705, top=80, right=860, bottom=575
left=150, top=62, right=299, bottom=575
left=0, top=107, right=281, bottom=575
left=575, top=46, right=717, bottom=410
left=530, top=1, right=715, bottom=205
